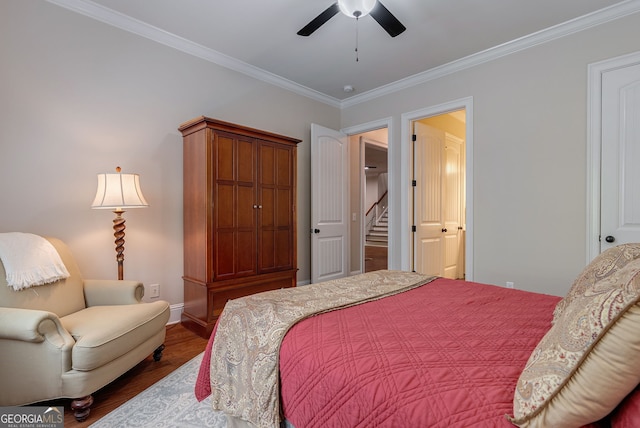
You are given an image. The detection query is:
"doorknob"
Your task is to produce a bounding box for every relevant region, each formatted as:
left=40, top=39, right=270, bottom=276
left=310, top=228, right=320, bottom=234
left=605, top=235, right=616, bottom=243
left=441, top=228, right=447, bottom=233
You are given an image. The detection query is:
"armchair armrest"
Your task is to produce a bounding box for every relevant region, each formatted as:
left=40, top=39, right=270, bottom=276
left=0, top=307, right=74, bottom=348
left=83, top=279, right=144, bottom=306
left=0, top=308, right=75, bottom=406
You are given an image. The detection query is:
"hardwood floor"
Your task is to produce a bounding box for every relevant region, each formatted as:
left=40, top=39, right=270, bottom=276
left=40, top=323, right=208, bottom=427
left=364, top=244, right=388, bottom=272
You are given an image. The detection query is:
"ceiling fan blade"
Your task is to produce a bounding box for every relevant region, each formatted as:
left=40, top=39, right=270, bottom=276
left=297, top=3, right=340, bottom=36
left=370, top=1, right=406, bottom=37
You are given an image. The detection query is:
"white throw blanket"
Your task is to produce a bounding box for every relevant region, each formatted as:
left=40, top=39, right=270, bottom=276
left=0, top=232, right=70, bottom=291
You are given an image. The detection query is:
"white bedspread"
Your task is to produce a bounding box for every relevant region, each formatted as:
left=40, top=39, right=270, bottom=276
left=0, top=232, right=70, bottom=291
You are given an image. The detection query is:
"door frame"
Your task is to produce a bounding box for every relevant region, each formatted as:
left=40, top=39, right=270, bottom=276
left=401, top=97, right=474, bottom=280
left=587, top=50, right=640, bottom=263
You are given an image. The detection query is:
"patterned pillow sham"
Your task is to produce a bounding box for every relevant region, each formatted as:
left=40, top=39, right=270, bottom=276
left=510, top=257, right=640, bottom=427
left=552, top=243, right=640, bottom=325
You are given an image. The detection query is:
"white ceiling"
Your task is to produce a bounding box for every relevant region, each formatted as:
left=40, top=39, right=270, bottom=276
left=49, top=0, right=638, bottom=105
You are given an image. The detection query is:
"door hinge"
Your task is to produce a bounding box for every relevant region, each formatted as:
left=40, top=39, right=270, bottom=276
left=412, top=134, right=417, bottom=142
left=411, top=225, right=417, bottom=232
left=412, top=180, right=417, bottom=187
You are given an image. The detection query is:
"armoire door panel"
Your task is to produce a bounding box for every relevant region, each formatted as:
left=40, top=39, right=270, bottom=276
left=260, top=231, right=275, bottom=270
left=260, top=144, right=276, bottom=185
left=215, top=184, right=235, bottom=229
left=237, top=230, right=256, bottom=275
left=237, top=138, right=256, bottom=184
left=216, top=231, right=235, bottom=277
left=276, top=230, right=292, bottom=267
left=276, top=189, right=291, bottom=227
left=260, top=188, right=275, bottom=227
left=276, top=147, right=292, bottom=186
left=215, top=135, right=234, bottom=181
left=237, top=185, right=256, bottom=229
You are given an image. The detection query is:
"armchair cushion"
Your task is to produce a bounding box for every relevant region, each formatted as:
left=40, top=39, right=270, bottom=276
left=61, top=301, right=169, bottom=371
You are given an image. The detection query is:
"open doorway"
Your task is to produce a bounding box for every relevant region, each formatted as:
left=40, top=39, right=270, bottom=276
left=347, top=128, right=389, bottom=274
left=363, top=136, right=388, bottom=272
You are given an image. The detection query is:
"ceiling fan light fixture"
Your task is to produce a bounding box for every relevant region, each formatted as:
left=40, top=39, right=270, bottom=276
left=338, top=0, right=377, bottom=18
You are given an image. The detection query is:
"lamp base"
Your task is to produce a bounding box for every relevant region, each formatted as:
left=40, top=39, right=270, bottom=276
left=113, top=210, right=126, bottom=280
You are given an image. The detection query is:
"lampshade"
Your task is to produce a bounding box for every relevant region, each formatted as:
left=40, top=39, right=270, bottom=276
left=91, top=169, right=148, bottom=211
left=338, top=0, right=376, bottom=18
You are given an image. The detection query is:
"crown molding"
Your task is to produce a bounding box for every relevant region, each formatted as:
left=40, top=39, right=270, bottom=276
left=47, top=0, right=640, bottom=110
left=45, top=0, right=342, bottom=108
left=340, top=0, right=640, bottom=109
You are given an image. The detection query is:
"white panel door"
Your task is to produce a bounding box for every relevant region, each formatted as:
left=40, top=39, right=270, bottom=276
left=414, top=122, right=444, bottom=276
left=601, top=62, right=640, bottom=251
left=443, top=134, right=464, bottom=279
left=311, top=124, right=349, bottom=283
left=414, top=123, right=464, bottom=278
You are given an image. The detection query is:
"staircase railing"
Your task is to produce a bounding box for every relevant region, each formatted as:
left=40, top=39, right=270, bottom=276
left=365, top=190, right=388, bottom=234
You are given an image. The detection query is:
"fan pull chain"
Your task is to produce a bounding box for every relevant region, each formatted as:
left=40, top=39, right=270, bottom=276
left=355, top=16, right=359, bottom=62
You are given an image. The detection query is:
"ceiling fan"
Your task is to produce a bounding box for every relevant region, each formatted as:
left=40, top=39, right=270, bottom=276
left=297, top=0, right=406, bottom=38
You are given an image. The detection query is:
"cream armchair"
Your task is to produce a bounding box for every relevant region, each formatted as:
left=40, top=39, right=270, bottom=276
left=0, top=237, right=170, bottom=421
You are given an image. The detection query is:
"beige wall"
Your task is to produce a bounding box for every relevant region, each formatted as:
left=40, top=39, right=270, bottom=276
left=0, top=1, right=340, bottom=310
left=341, top=12, right=640, bottom=296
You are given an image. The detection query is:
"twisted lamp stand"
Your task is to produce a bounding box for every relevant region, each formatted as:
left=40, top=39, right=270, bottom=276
left=112, top=210, right=126, bottom=281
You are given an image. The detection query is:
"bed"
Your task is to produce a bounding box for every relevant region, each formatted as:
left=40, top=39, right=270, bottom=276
left=196, top=244, right=640, bottom=428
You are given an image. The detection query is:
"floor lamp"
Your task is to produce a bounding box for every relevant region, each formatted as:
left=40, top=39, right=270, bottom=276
left=92, top=167, right=148, bottom=280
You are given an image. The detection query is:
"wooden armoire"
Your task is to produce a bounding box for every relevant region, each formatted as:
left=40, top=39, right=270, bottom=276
left=178, top=116, right=300, bottom=337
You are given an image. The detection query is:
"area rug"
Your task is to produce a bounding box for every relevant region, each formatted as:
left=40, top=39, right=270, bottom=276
left=90, top=353, right=227, bottom=427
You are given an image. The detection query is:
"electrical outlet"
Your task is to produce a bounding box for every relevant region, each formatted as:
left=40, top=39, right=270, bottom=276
left=506, top=281, right=514, bottom=289
left=148, top=283, right=160, bottom=298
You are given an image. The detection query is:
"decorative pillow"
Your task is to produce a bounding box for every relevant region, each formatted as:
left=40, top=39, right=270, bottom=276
left=510, top=257, right=640, bottom=427
left=610, top=385, right=640, bottom=428
left=552, top=243, right=640, bottom=324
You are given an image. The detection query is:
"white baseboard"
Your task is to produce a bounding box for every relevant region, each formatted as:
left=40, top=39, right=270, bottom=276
left=167, top=303, right=184, bottom=325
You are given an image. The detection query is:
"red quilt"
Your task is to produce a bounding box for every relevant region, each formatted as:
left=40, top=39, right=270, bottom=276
left=278, top=278, right=559, bottom=427
left=197, top=277, right=606, bottom=427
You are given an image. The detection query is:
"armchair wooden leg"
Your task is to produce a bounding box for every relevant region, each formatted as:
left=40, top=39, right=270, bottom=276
left=71, top=395, right=93, bottom=422
left=153, top=344, right=166, bottom=361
